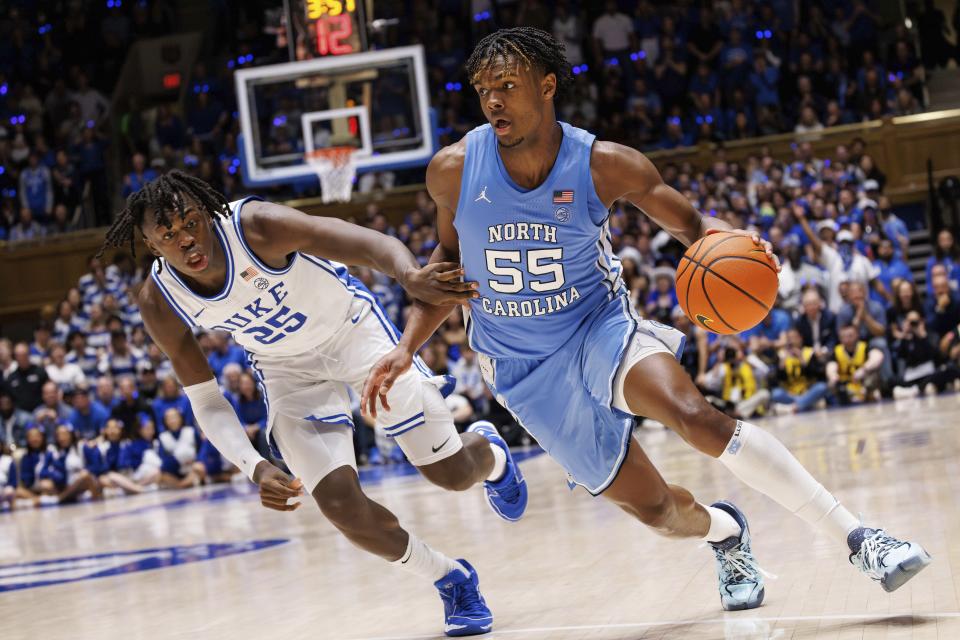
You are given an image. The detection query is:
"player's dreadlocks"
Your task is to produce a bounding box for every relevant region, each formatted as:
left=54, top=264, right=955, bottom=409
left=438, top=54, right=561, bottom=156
left=99, top=169, right=231, bottom=261
left=465, top=27, right=572, bottom=100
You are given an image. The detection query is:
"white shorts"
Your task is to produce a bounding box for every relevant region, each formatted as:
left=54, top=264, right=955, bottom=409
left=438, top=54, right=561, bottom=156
left=611, top=318, right=685, bottom=413
left=249, top=296, right=462, bottom=490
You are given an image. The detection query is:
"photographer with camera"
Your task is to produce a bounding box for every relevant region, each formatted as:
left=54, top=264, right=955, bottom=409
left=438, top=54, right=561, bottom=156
left=772, top=328, right=830, bottom=414
left=701, top=339, right=771, bottom=419
left=892, top=311, right=960, bottom=397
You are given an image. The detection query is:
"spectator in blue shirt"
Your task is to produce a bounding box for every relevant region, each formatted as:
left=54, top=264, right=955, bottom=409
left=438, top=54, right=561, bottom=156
left=71, top=125, right=111, bottom=226
left=749, top=54, right=780, bottom=108
left=154, top=104, right=187, bottom=150
left=0, top=390, right=32, bottom=448
left=879, top=197, right=910, bottom=258
left=207, top=332, right=247, bottom=382
left=874, top=238, right=913, bottom=304
left=18, top=426, right=53, bottom=499
left=37, top=423, right=103, bottom=504
left=926, top=229, right=960, bottom=295
left=68, top=383, right=110, bottom=441
left=153, top=374, right=194, bottom=428
left=99, top=330, right=145, bottom=379
left=94, top=375, right=118, bottom=415
left=227, top=372, right=270, bottom=459
left=836, top=280, right=895, bottom=386
left=121, top=152, right=157, bottom=198
left=742, top=306, right=792, bottom=354
left=66, top=331, right=100, bottom=379
left=19, top=153, right=53, bottom=223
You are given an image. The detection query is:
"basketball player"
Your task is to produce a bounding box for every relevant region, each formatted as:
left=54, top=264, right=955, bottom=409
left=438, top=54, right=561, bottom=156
left=101, top=171, right=531, bottom=637
left=363, top=28, right=930, bottom=610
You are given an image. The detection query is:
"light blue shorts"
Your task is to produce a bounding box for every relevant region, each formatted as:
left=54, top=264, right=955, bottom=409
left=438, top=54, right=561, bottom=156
left=479, top=295, right=684, bottom=495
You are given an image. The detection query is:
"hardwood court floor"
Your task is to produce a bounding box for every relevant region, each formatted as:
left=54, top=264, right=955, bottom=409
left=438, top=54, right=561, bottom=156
left=4, top=393, right=960, bottom=640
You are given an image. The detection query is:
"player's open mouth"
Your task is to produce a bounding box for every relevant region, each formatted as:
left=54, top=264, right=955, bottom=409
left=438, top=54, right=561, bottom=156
left=493, top=119, right=511, bottom=134
left=185, top=252, right=208, bottom=270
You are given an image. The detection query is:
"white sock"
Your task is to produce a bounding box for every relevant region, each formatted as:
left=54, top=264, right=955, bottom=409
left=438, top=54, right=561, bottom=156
left=701, top=504, right=742, bottom=543
left=719, top=421, right=860, bottom=548
left=487, top=444, right=507, bottom=482
left=392, top=534, right=467, bottom=582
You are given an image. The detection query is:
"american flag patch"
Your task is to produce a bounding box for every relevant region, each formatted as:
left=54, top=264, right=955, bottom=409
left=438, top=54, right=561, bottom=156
left=240, top=266, right=259, bottom=281
left=553, top=190, right=574, bottom=204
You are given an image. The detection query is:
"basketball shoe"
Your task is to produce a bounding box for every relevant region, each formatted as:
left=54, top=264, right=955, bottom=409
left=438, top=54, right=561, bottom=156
left=848, top=527, right=931, bottom=592
left=435, top=559, right=493, bottom=637
left=466, top=421, right=527, bottom=522
left=709, top=501, right=765, bottom=611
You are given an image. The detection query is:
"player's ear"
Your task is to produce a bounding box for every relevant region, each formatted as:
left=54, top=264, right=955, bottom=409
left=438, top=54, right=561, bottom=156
left=141, top=233, right=161, bottom=257
left=542, top=72, right=557, bottom=101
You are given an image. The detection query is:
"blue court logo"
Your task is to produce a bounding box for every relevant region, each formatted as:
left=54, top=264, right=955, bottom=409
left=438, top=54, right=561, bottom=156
left=0, top=540, right=289, bottom=592
left=555, top=207, right=571, bottom=222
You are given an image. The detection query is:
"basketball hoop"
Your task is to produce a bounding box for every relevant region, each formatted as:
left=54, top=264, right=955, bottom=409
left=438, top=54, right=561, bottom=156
left=305, top=147, right=357, bottom=203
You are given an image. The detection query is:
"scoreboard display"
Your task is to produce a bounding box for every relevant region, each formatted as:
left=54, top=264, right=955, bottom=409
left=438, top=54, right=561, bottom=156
left=301, top=0, right=367, bottom=57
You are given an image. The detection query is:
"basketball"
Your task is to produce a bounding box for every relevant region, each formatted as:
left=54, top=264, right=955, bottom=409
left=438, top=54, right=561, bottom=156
left=675, top=232, right=779, bottom=335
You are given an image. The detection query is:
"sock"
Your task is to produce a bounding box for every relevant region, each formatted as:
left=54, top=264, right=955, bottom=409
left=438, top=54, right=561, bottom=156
left=718, top=421, right=860, bottom=549
left=487, top=444, right=507, bottom=482
left=392, top=533, right=468, bottom=582
left=701, top=504, right=742, bottom=543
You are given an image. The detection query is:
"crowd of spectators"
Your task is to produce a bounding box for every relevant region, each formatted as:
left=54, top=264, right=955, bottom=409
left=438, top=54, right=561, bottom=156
left=5, top=132, right=960, bottom=510
left=421, top=0, right=934, bottom=151
left=2, top=2, right=960, bottom=510
left=1, top=0, right=951, bottom=243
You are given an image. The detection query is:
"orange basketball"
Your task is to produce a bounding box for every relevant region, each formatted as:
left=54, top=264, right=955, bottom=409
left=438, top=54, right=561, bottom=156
left=675, top=232, right=779, bottom=335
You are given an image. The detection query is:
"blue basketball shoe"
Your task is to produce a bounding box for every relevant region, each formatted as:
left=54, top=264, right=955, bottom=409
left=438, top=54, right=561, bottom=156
left=848, top=527, right=931, bottom=592
left=466, top=421, right=527, bottom=522
left=434, top=559, right=493, bottom=637
left=709, top=501, right=765, bottom=611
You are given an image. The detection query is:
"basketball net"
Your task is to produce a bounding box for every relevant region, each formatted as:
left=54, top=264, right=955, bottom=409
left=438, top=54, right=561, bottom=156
left=305, top=147, right=357, bottom=204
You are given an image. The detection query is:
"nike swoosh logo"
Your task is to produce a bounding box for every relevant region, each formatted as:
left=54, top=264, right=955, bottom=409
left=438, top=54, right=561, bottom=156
left=431, top=436, right=452, bottom=453
left=192, top=308, right=205, bottom=318
left=350, top=313, right=362, bottom=324
left=696, top=313, right=713, bottom=327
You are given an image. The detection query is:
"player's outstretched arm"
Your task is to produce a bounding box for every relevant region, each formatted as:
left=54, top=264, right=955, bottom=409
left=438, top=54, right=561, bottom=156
left=593, top=142, right=778, bottom=268
left=362, top=146, right=477, bottom=417
left=138, top=280, right=303, bottom=510
left=239, top=200, right=475, bottom=306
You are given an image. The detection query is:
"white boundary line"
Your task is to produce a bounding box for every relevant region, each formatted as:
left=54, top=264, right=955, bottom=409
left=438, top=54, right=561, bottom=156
left=235, top=45, right=432, bottom=181
left=355, top=612, right=960, bottom=640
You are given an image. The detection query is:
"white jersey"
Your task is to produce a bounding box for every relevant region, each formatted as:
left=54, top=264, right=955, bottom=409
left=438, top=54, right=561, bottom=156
left=151, top=197, right=358, bottom=358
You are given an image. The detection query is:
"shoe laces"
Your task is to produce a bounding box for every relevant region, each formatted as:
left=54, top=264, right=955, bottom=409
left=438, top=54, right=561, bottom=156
left=449, top=579, right=485, bottom=615
left=850, top=529, right=907, bottom=580
left=713, top=542, right=775, bottom=584
left=489, top=472, right=523, bottom=504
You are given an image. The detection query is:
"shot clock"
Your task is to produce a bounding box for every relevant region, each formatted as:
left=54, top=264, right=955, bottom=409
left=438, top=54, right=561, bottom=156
left=304, top=0, right=367, bottom=57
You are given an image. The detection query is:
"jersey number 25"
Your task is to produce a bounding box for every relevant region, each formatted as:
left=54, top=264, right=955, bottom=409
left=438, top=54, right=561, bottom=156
left=242, top=306, right=307, bottom=345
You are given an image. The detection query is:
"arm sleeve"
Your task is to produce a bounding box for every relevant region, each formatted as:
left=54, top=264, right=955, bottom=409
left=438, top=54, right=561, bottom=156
left=183, top=378, right=266, bottom=481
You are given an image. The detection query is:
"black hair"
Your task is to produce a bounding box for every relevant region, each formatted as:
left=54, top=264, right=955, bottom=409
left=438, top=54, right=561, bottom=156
left=465, top=27, right=573, bottom=100
left=99, top=169, right=230, bottom=261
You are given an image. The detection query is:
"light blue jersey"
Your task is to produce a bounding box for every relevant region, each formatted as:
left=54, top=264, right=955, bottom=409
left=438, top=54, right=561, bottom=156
left=455, top=122, right=624, bottom=359
left=453, top=122, right=684, bottom=495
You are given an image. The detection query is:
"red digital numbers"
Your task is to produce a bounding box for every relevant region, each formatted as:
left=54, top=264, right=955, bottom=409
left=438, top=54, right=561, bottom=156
left=316, top=14, right=354, bottom=56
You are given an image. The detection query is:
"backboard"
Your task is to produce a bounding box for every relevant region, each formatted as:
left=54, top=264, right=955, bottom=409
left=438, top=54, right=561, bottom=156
left=234, top=45, right=436, bottom=189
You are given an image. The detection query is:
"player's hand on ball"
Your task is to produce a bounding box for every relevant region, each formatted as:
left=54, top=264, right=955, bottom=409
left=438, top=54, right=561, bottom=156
left=706, top=228, right=781, bottom=272
left=253, top=461, right=304, bottom=512
left=402, top=262, right=480, bottom=305
left=362, top=347, right=414, bottom=419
